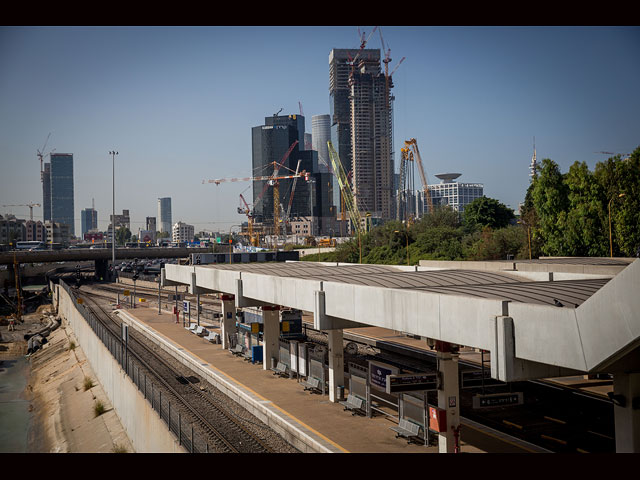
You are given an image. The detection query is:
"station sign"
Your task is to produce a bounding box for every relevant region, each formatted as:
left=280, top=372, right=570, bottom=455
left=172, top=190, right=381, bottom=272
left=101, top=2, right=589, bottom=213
left=183, top=300, right=190, bottom=314
left=461, top=369, right=504, bottom=389
left=368, top=360, right=399, bottom=392
left=472, top=392, right=523, bottom=409
left=386, top=372, right=439, bottom=394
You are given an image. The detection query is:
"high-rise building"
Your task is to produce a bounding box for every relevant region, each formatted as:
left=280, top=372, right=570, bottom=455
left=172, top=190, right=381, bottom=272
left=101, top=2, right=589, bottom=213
left=158, top=198, right=172, bottom=233
left=425, top=174, right=484, bottom=215
left=329, top=48, right=395, bottom=221
left=81, top=208, right=98, bottom=236
left=312, top=114, right=331, bottom=174
left=42, top=163, right=51, bottom=222
left=146, top=216, right=156, bottom=232
left=49, top=153, right=75, bottom=235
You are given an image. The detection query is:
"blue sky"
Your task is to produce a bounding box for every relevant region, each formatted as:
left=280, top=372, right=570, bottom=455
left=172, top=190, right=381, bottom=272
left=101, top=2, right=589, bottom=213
left=1, top=26, right=639, bottom=235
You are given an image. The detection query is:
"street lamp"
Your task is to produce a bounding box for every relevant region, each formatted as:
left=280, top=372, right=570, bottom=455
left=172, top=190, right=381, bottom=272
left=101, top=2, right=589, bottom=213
left=109, top=151, right=118, bottom=277
left=517, top=219, right=532, bottom=260
left=394, top=229, right=410, bottom=266
left=608, top=193, right=626, bottom=257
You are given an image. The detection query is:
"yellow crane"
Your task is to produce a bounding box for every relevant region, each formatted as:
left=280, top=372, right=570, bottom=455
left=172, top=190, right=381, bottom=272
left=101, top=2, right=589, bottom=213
left=328, top=141, right=364, bottom=238
left=403, top=139, right=433, bottom=215
left=2, top=203, right=41, bottom=221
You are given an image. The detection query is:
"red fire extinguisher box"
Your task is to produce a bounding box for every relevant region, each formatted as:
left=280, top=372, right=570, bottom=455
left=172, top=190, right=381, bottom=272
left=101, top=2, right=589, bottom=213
left=429, top=406, right=447, bottom=433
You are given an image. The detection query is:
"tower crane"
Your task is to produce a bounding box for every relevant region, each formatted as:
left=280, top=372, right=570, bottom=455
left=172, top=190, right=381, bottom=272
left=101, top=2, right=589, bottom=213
left=594, top=151, right=631, bottom=159
left=37, top=133, right=55, bottom=184
left=2, top=203, right=41, bottom=221
left=203, top=140, right=305, bottom=239
left=403, top=139, right=433, bottom=215
left=237, top=194, right=258, bottom=247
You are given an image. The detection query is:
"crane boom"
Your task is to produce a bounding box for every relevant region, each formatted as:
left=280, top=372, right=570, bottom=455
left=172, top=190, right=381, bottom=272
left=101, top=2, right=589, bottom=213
left=328, top=140, right=364, bottom=237
left=404, top=139, right=433, bottom=214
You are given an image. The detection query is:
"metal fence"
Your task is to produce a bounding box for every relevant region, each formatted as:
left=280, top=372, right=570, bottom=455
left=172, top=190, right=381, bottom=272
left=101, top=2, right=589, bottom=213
left=60, top=280, right=212, bottom=453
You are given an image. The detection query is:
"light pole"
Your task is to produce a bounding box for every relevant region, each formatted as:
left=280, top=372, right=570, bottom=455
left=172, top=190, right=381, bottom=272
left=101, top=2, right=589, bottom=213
left=517, top=219, right=532, bottom=260
left=228, top=225, right=241, bottom=263
left=608, top=193, right=626, bottom=257
left=109, top=151, right=118, bottom=276
left=394, top=229, right=410, bottom=265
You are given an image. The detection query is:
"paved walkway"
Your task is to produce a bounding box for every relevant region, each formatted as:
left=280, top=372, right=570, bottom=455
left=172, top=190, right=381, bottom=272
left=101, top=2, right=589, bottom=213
left=118, top=304, right=545, bottom=453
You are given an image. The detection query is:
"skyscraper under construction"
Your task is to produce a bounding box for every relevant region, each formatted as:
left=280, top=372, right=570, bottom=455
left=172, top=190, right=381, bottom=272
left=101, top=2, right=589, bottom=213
left=329, top=48, right=395, bottom=222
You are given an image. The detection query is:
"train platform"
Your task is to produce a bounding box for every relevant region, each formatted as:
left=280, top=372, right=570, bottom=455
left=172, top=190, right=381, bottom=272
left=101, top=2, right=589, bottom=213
left=115, top=303, right=549, bottom=453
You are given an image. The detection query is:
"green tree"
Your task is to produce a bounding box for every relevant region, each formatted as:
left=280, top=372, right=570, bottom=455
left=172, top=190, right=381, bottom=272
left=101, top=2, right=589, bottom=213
left=594, top=148, right=640, bottom=256
left=462, top=196, right=515, bottom=233
left=531, top=158, right=570, bottom=255
left=116, top=227, right=132, bottom=246
left=563, top=161, right=607, bottom=256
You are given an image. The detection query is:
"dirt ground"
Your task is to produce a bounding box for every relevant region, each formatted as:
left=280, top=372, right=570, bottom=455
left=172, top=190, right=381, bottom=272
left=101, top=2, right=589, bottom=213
left=1, top=305, right=134, bottom=453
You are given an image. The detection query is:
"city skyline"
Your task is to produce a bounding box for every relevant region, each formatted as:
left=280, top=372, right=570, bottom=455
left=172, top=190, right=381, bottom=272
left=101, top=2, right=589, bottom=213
left=1, top=26, right=639, bottom=235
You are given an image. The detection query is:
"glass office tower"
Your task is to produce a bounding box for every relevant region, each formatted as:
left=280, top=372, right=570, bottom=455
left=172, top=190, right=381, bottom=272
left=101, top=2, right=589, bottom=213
left=49, top=153, right=75, bottom=235
left=158, top=197, right=172, bottom=233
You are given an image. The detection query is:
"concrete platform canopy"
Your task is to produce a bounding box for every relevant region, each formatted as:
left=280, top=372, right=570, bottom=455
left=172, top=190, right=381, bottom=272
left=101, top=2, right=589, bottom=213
left=162, top=258, right=638, bottom=380
left=163, top=257, right=640, bottom=452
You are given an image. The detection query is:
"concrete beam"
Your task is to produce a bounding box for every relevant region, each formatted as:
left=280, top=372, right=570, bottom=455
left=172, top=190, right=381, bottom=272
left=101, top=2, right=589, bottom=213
left=313, top=290, right=368, bottom=330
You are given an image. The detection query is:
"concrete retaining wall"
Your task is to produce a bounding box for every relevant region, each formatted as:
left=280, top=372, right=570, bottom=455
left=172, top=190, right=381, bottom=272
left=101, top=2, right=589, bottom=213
left=54, top=283, right=186, bottom=453
left=116, top=308, right=338, bottom=453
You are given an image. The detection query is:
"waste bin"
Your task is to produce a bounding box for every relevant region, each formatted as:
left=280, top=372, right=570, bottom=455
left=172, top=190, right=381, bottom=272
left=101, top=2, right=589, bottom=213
left=251, top=345, right=263, bottom=364
left=337, top=385, right=345, bottom=401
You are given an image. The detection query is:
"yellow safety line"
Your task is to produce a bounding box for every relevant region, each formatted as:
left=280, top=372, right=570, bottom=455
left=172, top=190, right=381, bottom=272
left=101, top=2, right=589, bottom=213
left=128, top=311, right=350, bottom=453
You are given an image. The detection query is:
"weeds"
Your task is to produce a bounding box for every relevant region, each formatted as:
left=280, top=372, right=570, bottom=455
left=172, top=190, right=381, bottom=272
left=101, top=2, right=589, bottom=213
left=94, top=400, right=105, bottom=417
left=83, top=376, right=94, bottom=391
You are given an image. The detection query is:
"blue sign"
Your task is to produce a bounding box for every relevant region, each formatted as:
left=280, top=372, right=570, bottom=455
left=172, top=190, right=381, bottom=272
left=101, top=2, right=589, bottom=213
left=368, top=360, right=399, bottom=392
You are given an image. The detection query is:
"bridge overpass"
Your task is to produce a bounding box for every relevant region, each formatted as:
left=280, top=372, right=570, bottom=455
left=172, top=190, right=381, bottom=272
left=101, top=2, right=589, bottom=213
left=0, top=247, right=210, bottom=265
left=161, top=256, right=640, bottom=452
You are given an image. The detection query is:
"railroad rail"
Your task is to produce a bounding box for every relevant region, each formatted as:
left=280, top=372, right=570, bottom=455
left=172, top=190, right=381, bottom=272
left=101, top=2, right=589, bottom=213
left=64, top=280, right=286, bottom=453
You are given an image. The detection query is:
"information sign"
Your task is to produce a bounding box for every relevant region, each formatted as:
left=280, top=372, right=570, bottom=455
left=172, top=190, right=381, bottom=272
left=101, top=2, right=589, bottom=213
left=368, top=360, right=399, bottom=392
left=386, top=373, right=438, bottom=394
left=123, top=290, right=130, bottom=296
left=472, top=392, right=523, bottom=409
left=183, top=300, right=190, bottom=314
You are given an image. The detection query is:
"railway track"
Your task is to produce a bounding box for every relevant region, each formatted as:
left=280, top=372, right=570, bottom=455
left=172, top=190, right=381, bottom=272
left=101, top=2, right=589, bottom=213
left=75, top=278, right=616, bottom=453
left=68, top=281, right=295, bottom=453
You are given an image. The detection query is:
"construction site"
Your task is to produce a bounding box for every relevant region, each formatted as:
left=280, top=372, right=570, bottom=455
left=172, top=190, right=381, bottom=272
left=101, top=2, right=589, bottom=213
left=202, top=27, right=444, bottom=252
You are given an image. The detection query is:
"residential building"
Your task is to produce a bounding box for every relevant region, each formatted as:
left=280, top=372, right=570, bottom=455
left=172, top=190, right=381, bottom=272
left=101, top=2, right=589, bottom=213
left=172, top=221, right=194, bottom=244
left=49, top=153, right=75, bottom=235
left=25, top=220, right=47, bottom=242
left=81, top=208, right=98, bottom=236
left=0, top=214, right=25, bottom=245
left=45, top=221, right=71, bottom=246
left=158, top=197, right=172, bottom=233
left=329, top=48, right=395, bottom=222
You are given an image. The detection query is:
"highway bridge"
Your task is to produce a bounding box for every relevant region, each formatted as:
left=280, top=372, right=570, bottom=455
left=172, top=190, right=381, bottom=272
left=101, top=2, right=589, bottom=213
left=161, top=256, right=640, bottom=453
left=0, top=247, right=210, bottom=280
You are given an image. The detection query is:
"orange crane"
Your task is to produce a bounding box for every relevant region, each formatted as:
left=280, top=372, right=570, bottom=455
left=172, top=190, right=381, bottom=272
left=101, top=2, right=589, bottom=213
left=403, top=139, right=433, bottom=215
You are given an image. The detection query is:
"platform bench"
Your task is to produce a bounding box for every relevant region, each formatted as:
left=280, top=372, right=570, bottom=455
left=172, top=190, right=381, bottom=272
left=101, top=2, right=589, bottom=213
left=340, top=394, right=366, bottom=416
left=390, top=418, right=422, bottom=443
left=204, top=332, right=220, bottom=344
left=230, top=344, right=244, bottom=356
left=186, top=323, right=197, bottom=332
left=194, top=326, right=208, bottom=337
left=302, top=376, right=322, bottom=394
left=273, top=362, right=288, bottom=377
